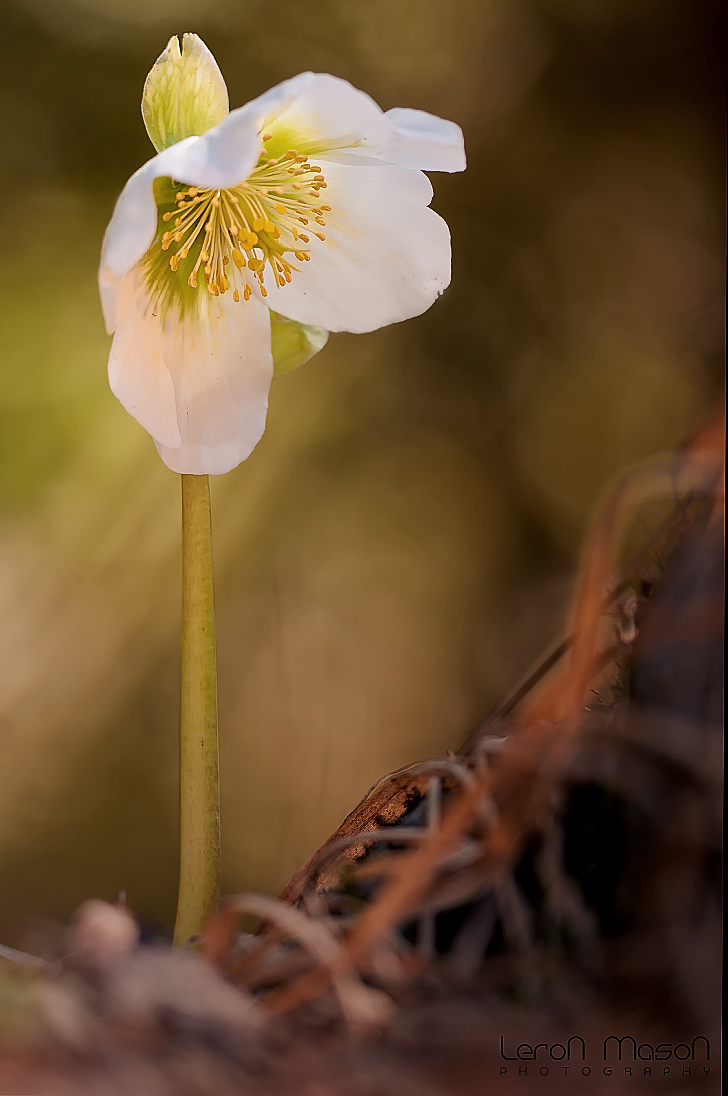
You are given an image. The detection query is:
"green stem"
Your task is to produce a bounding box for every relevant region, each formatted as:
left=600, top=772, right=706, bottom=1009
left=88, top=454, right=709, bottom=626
left=174, top=473, right=220, bottom=945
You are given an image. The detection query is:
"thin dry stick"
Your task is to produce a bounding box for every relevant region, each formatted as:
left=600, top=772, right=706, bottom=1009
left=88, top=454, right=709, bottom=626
left=218, top=894, right=391, bottom=1031
left=418, top=777, right=441, bottom=960
left=279, top=759, right=475, bottom=907
left=299, top=828, right=429, bottom=912
left=265, top=781, right=483, bottom=1016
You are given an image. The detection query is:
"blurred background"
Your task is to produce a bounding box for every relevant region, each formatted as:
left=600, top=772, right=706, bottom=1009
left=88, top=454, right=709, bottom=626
left=0, top=0, right=724, bottom=937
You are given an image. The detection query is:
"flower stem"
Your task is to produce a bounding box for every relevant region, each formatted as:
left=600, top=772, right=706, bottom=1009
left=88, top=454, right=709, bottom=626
left=174, top=473, right=220, bottom=945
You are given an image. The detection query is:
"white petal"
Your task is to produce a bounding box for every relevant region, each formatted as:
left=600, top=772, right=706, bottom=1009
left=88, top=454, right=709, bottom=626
left=107, top=267, right=273, bottom=474
left=258, top=72, right=392, bottom=156
left=156, top=290, right=274, bottom=475
left=256, top=73, right=465, bottom=173
left=107, top=268, right=181, bottom=448
left=233, top=71, right=314, bottom=134
left=99, top=263, right=124, bottom=334
left=382, top=108, right=466, bottom=173
left=101, top=137, right=197, bottom=287
left=256, top=162, right=451, bottom=334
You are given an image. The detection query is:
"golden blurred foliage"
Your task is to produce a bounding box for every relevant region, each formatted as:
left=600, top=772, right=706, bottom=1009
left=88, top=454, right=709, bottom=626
left=0, top=0, right=723, bottom=931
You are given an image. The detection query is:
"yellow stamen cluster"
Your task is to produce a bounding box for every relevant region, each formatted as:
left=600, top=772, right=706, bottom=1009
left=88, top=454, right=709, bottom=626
left=160, top=135, right=329, bottom=302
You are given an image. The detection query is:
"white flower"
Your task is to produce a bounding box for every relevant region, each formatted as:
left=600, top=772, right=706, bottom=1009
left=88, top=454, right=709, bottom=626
left=99, top=35, right=466, bottom=475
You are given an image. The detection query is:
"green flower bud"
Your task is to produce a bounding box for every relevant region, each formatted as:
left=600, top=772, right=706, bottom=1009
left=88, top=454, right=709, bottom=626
left=142, top=33, right=229, bottom=153
left=271, top=314, right=329, bottom=378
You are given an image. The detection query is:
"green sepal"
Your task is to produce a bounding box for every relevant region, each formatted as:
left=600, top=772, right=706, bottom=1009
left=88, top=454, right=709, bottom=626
left=142, top=33, right=229, bottom=153
left=271, top=314, right=329, bottom=378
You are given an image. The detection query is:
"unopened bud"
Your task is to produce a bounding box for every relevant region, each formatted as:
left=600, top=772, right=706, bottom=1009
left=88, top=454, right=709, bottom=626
left=142, top=33, right=228, bottom=153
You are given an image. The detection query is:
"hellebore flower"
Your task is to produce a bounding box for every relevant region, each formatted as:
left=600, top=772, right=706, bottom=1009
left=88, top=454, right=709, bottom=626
left=99, top=34, right=466, bottom=475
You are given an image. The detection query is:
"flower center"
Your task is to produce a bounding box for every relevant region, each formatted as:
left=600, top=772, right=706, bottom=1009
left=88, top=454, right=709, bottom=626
left=158, top=136, right=329, bottom=303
